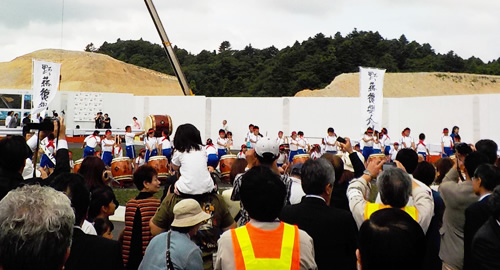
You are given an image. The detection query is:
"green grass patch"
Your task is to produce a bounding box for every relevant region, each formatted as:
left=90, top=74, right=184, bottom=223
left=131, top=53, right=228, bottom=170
left=112, top=188, right=163, bottom=206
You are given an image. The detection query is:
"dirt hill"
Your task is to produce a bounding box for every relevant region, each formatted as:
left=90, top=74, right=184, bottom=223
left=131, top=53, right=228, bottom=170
left=0, top=49, right=183, bottom=96
left=295, top=72, right=500, bottom=97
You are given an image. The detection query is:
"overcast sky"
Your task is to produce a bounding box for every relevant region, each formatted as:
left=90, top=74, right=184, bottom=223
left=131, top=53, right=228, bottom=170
left=0, top=0, right=498, bottom=63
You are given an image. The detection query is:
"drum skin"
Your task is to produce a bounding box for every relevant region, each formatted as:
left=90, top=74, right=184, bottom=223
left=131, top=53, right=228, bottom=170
left=144, top=115, right=173, bottom=137
left=73, top=159, right=83, bottom=173
left=292, top=154, right=310, bottom=165
left=111, top=157, right=133, bottom=182
left=148, top=155, right=169, bottom=180
left=219, top=154, right=237, bottom=178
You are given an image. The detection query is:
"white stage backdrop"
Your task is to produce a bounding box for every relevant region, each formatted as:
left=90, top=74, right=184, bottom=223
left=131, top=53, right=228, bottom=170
left=359, top=67, right=385, bottom=133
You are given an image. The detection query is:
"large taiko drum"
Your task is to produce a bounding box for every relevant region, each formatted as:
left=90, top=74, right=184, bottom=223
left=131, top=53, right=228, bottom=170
left=219, top=154, right=237, bottom=180
left=148, top=155, right=169, bottom=180
left=73, top=158, right=83, bottom=173
left=144, top=115, right=173, bottom=137
left=426, top=153, right=441, bottom=164
left=368, top=153, right=386, bottom=162
left=293, top=154, right=310, bottom=165
left=111, top=157, right=133, bottom=182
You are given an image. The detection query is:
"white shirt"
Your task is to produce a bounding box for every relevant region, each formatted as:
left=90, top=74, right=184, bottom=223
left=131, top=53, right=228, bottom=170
left=125, top=132, right=135, bottom=146
left=381, top=134, right=391, bottom=147
left=298, top=137, right=308, bottom=150
left=41, top=137, right=55, bottom=155
left=249, top=134, right=259, bottom=149
left=400, top=136, right=414, bottom=149
left=276, top=137, right=286, bottom=146
left=114, top=145, right=123, bottom=158
left=206, top=145, right=217, bottom=155
left=160, top=137, right=172, bottom=150
left=172, top=147, right=215, bottom=195
left=289, top=176, right=306, bottom=205
left=324, top=135, right=338, bottom=151
left=5, top=115, right=11, bottom=128
left=290, top=138, right=298, bottom=151
left=390, top=148, right=399, bottom=161
left=84, top=135, right=101, bottom=148
left=135, top=156, right=145, bottom=167
left=276, top=152, right=287, bottom=164
left=101, top=138, right=114, bottom=152
left=442, top=135, right=453, bottom=148
left=310, top=151, right=321, bottom=160
left=237, top=151, right=246, bottom=159
left=81, top=220, right=97, bottom=235
left=373, top=138, right=382, bottom=150
left=363, top=134, right=374, bottom=147
left=144, top=137, right=157, bottom=150
left=416, top=141, right=428, bottom=153
left=216, top=137, right=227, bottom=149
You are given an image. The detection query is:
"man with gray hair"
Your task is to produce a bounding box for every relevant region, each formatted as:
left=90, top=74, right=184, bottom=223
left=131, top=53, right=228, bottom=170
left=347, top=159, right=434, bottom=233
left=0, top=185, right=75, bottom=270
left=281, top=158, right=358, bottom=270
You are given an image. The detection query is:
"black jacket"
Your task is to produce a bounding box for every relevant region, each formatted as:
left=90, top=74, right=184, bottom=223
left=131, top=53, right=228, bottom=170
left=280, top=196, right=358, bottom=270
left=65, top=228, right=124, bottom=270
left=464, top=195, right=491, bottom=270
left=472, top=217, right=500, bottom=270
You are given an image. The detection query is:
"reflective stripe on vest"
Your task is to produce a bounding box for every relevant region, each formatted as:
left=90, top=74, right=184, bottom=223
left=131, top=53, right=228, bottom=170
left=364, top=202, right=418, bottom=221
left=231, top=222, right=300, bottom=270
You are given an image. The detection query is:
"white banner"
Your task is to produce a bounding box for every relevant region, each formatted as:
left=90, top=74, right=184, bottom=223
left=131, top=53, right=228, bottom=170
left=31, top=60, right=61, bottom=116
left=359, top=67, right=385, bottom=133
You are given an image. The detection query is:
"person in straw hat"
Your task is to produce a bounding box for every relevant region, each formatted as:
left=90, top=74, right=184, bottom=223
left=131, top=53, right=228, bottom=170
left=139, top=198, right=211, bottom=270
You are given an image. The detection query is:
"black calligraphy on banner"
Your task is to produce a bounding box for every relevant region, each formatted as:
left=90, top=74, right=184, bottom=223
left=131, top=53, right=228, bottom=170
left=39, top=64, right=52, bottom=108
left=366, top=71, right=378, bottom=128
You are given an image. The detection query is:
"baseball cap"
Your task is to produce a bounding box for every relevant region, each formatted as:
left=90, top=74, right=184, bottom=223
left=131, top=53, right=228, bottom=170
left=255, top=137, right=279, bottom=158
left=171, top=199, right=211, bottom=227
left=290, top=162, right=303, bottom=176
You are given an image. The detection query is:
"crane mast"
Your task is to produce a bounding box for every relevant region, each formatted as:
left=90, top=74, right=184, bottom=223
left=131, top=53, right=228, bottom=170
left=144, top=0, right=192, bottom=96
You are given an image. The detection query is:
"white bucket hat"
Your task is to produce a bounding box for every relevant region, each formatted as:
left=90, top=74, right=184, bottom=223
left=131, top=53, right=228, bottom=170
left=171, top=199, right=211, bottom=227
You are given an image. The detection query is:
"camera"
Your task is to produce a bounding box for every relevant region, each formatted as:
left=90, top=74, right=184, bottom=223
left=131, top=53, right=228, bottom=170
left=383, top=162, right=396, bottom=171
left=336, top=137, right=346, bottom=144
left=27, top=111, right=60, bottom=132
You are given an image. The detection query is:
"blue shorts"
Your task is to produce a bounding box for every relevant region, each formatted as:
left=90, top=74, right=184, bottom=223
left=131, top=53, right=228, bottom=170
left=373, top=149, right=382, bottom=154
left=289, top=150, right=298, bottom=163
left=102, top=151, right=113, bottom=167
left=162, top=148, right=172, bottom=162
left=362, top=146, right=373, bottom=161
left=145, top=149, right=158, bottom=163
left=40, top=154, right=54, bottom=168
left=207, top=154, right=218, bottom=168
left=83, top=146, right=95, bottom=158
left=384, top=146, right=391, bottom=156
left=297, top=149, right=306, bottom=155
left=218, top=149, right=227, bottom=158
left=418, top=152, right=427, bottom=160
left=443, top=147, right=453, bottom=157
left=126, top=145, right=135, bottom=159
left=326, top=151, right=338, bottom=155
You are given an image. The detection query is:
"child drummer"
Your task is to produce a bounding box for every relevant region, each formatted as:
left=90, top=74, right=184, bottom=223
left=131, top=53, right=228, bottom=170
left=216, top=129, right=228, bottom=159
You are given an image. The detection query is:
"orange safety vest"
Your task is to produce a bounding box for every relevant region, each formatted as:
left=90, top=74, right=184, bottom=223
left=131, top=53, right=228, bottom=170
left=364, top=202, right=419, bottom=221
left=231, top=222, right=300, bottom=270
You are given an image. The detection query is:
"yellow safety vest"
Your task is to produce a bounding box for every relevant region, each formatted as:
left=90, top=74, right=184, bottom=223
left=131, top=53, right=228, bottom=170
left=364, top=202, right=419, bottom=221
left=231, top=222, right=300, bottom=270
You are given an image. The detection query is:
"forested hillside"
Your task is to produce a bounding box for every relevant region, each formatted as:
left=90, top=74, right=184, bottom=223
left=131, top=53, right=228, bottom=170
left=85, top=29, right=500, bottom=97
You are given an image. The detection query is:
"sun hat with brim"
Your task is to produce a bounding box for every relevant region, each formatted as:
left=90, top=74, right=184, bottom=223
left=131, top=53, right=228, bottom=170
left=171, top=199, right=211, bottom=227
